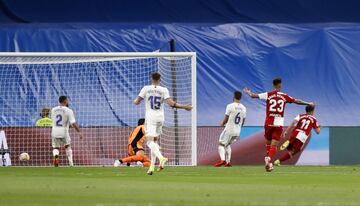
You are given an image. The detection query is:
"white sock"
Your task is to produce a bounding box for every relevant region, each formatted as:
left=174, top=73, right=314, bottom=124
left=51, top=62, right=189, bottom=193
left=225, top=145, right=232, bottom=163
left=218, top=145, right=225, bottom=161
left=147, top=141, right=164, bottom=160
left=150, top=151, right=156, bottom=168
left=65, top=147, right=73, bottom=166
left=52, top=149, right=59, bottom=157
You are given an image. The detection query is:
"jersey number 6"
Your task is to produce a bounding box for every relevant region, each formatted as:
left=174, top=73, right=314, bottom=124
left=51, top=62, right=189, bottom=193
left=234, top=112, right=241, bottom=124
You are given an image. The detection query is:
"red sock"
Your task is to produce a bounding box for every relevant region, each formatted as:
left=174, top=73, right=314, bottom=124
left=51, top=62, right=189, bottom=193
left=279, top=152, right=291, bottom=162
left=268, top=145, right=277, bottom=161
left=266, top=145, right=271, bottom=156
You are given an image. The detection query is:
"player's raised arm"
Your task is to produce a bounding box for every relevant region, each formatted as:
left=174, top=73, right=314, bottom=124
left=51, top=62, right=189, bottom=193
left=281, top=119, right=298, bottom=139
left=243, top=87, right=260, bottom=99
left=166, top=98, right=192, bottom=111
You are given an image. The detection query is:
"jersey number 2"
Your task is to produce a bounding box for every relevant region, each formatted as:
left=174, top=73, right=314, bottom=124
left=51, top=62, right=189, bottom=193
left=56, top=114, right=63, bottom=126
left=149, top=96, right=161, bottom=110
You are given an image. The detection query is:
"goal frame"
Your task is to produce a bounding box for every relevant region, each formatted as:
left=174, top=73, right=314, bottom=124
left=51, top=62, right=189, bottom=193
left=0, top=52, right=197, bottom=166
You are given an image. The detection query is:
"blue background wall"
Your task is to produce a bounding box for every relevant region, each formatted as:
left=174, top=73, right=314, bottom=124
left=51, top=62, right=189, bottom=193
left=1, top=23, right=360, bottom=126
left=1, top=0, right=360, bottom=127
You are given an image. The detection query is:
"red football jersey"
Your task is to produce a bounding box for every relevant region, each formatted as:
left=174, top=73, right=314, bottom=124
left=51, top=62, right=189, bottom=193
left=259, top=91, right=295, bottom=127
left=293, top=114, right=319, bottom=136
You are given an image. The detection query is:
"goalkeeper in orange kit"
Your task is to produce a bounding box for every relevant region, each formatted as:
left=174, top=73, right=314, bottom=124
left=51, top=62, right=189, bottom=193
left=114, top=118, right=151, bottom=167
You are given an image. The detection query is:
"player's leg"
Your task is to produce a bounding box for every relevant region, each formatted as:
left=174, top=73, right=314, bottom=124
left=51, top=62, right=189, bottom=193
left=215, top=130, right=227, bottom=167
left=224, top=136, right=237, bottom=167
left=145, top=121, right=163, bottom=174
left=155, top=122, right=168, bottom=171
left=264, top=126, right=272, bottom=167
left=64, top=145, right=73, bottom=167
left=120, top=150, right=146, bottom=165
left=268, top=127, right=282, bottom=162
left=275, top=138, right=303, bottom=166
left=225, top=144, right=232, bottom=167
left=52, top=137, right=60, bottom=167
left=136, top=150, right=151, bottom=167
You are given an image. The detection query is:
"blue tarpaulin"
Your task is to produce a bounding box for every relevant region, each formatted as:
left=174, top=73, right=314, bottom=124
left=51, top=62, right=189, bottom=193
left=0, top=23, right=359, bottom=126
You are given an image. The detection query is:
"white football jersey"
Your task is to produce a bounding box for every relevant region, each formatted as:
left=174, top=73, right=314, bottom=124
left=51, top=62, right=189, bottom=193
left=138, top=85, right=170, bottom=123
left=51, top=106, right=76, bottom=138
left=224, top=102, right=246, bottom=136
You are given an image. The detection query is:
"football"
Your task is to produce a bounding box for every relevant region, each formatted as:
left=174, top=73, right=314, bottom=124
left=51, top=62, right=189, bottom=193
left=19, top=153, right=30, bottom=161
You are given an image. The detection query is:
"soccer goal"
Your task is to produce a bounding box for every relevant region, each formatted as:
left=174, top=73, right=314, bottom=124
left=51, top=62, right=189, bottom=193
left=0, top=52, right=196, bottom=167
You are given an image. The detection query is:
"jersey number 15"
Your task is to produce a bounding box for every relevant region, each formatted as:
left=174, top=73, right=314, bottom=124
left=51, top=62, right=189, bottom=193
left=148, top=96, right=161, bottom=110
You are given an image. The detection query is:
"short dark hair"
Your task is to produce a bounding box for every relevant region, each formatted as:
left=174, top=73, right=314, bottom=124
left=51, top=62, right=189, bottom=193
left=234, top=91, right=242, bottom=100
left=152, top=72, right=161, bottom=81
left=59, top=96, right=67, bottom=104
left=138, top=118, right=145, bottom=126
left=306, top=105, right=315, bottom=113
left=273, top=78, right=282, bottom=86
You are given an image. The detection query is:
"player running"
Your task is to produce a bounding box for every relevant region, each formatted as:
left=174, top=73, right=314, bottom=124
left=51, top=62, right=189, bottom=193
left=215, top=91, right=246, bottom=167
left=51, top=96, right=83, bottom=167
left=114, top=118, right=151, bottom=167
left=134, top=72, right=192, bottom=175
left=274, top=105, right=320, bottom=166
left=243, top=78, right=314, bottom=171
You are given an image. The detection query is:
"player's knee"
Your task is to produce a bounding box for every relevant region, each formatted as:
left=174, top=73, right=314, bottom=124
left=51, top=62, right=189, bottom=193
left=52, top=148, right=60, bottom=157
left=136, top=150, right=145, bottom=156
left=291, top=149, right=299, bottom=156
left=146, top=136, right=154, bottom=142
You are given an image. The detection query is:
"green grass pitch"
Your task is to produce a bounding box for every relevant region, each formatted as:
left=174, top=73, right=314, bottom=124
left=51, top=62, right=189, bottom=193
left=1, top=166, right=360, bottom=206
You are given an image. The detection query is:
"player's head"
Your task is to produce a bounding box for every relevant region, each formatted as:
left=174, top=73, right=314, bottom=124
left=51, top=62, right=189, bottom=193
left=305, top=105, right=315, bottom=114
left=59, top=96, right=69, bottom=107
left=138, top=118, right=145, bottom=126
left=233, top=90, right=242, bottom=102
left=272, top=78, right=282, bottom=90
left=40, top=108, right=50, bottom=118
left=151, top=72, right=161, bottom=85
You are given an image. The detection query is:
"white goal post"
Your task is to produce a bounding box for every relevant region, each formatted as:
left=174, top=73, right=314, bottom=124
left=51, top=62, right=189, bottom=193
left=0, top=52, right=196, bottom=167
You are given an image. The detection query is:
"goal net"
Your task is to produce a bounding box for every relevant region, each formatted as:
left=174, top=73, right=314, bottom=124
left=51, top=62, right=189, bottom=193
left=0, top=52, right=196, bottom=167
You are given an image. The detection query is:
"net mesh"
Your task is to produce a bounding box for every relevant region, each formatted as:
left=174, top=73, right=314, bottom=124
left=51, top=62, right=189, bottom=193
left=0, top=54, right=194, bottom=166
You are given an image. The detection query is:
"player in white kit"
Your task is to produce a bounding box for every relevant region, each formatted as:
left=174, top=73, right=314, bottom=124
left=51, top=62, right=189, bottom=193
left=215, top=91, right=246, bottom=167
left=134, top=72, right=192, bottom=175
left=51, top=96, right=83, bottom=167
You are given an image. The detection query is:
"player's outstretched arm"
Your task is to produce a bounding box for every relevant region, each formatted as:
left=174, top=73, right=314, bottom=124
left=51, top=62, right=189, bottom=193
left=281, top=120, right=297, bottom=139
left=243, top=87, right=260, bottom=99
left=315, top=127, right=321, bottom=134
left=133, top=96, right=143, bottom=105
left=71, top=123, right=83, bottom=139
left=166, top=98, right=192, bottom=111
left=293, top=99, right=314, bottom=106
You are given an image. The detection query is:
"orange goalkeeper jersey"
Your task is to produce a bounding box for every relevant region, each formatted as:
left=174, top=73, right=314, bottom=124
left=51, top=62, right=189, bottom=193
left=127, top=125, right=146, bottom=156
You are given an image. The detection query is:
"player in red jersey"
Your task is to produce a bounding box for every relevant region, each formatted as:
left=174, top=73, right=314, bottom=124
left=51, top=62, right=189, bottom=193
left=274, top=105, right=321, bottom=166
left=243, top=78, right=314, bottom=171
